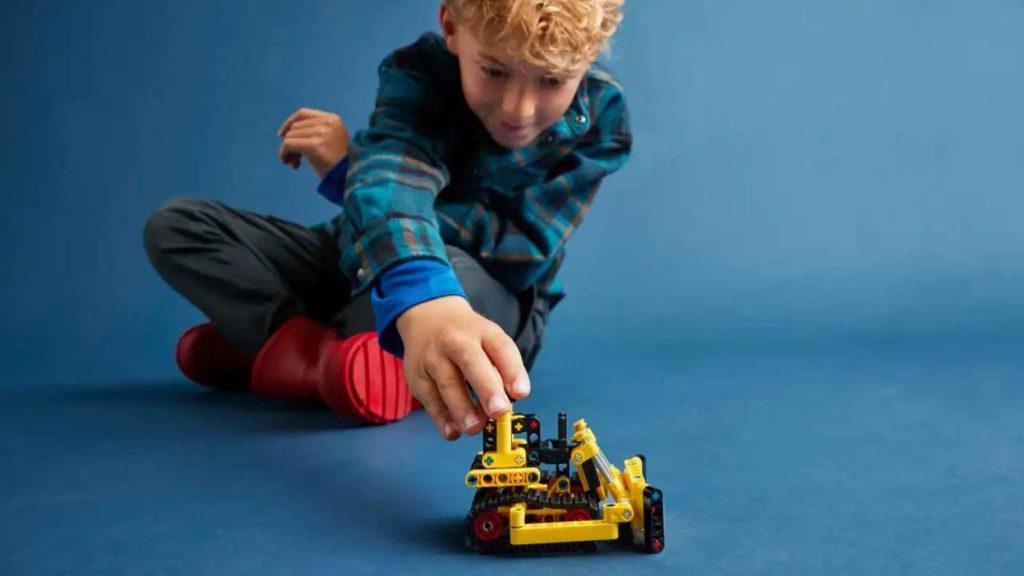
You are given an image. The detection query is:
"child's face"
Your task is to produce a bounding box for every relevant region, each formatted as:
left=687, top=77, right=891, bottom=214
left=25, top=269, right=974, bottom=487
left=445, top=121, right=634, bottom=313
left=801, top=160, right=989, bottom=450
left=441, top=8, right=587, bottom=150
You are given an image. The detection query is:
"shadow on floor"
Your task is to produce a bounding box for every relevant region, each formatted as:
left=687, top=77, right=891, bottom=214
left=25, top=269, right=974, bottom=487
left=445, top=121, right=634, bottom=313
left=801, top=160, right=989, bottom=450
left=15, top=380, right=367, bottom=432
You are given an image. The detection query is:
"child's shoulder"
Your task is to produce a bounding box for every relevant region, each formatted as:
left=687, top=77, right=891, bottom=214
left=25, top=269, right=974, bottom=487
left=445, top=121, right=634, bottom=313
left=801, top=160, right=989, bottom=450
left=584, top=60, right=625, bottom=95
left=379, top=32, right=453, bottom=78
left=578, top=61, right=628, bottom=133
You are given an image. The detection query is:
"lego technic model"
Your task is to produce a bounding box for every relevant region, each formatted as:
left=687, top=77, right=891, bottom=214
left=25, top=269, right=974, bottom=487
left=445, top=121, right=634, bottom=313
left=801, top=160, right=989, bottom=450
left=464, top=411, right=665, bottom=554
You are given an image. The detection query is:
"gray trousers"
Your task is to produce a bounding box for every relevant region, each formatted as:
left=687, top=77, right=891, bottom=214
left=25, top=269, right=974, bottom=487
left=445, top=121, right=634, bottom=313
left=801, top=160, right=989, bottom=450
left=143, top=197, right=550, bottom=370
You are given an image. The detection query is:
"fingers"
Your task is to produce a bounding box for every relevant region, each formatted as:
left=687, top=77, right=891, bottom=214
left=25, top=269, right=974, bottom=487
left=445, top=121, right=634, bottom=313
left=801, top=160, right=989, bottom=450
left=411, top=370, right=461, bottom=441
left=427, top=356, right=486, bottom=435
left=278, top=109, right=343, bottom=137
left=398, top=301, right=525, bottom=442
left=287, top=117, right=340, bottom=134
left=277, top=112, right=305, bottom=168
left=276, top=140, right=303, bottom=168
left=277, top=107, right=322, bottom=137
left=278, top=136, right=318, bottom=158
left=443, top=334, right=510, bottom=421
left=281, top=126, right=328, bottom=139
left=482, top=330, right=531, bottom=400
left=277, top=109, right=349, bottom=177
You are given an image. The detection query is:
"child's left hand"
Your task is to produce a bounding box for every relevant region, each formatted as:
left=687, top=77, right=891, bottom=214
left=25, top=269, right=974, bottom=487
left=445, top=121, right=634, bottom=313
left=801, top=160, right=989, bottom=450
left=277, top=107, right=350, bottom=180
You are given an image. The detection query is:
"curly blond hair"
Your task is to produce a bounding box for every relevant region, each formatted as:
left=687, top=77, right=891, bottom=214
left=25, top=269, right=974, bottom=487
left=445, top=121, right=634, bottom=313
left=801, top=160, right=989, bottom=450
left=443, top=0, right=625, bottom=74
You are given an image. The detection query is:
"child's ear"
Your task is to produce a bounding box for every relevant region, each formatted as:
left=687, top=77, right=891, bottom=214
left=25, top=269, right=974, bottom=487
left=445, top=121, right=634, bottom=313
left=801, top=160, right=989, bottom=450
left=438, top=3, right=459, bottom=54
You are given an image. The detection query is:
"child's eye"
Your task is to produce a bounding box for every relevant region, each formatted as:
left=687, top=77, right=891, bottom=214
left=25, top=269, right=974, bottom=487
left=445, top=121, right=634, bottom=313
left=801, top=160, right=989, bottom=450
left=481, top=66, right=507, bottom=79
left=541, top=77, right=564, bottom=89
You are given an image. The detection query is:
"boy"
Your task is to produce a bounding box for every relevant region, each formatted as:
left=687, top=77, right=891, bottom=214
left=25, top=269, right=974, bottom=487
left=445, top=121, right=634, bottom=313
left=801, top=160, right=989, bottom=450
left=143, top=0, right=631, bottom=441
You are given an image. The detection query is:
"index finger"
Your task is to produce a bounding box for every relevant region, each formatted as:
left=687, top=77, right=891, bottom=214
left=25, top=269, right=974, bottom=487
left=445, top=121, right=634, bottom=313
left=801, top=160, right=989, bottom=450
left=482, top=331, right=530, bottom=400
left=449, top=345, right=509, bottom=419
left=277, top=108, right=321, bottom=137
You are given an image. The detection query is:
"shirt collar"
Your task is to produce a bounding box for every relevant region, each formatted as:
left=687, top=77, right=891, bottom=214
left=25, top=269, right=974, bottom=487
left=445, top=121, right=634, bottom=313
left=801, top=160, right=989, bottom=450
left=535, top=74, right=591, bottom=148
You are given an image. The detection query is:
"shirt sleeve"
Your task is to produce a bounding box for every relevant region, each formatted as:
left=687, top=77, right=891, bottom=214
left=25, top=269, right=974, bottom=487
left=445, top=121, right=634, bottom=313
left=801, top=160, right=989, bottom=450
left=370, top=259, right=468, bottom=358
left=336, top=50, right=453, bottom=295
left=317, top=155, right=349, bottom=205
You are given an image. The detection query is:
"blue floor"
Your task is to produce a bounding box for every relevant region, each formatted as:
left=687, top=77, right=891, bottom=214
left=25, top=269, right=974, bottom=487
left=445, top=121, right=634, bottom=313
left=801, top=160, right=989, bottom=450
left=4, top=1, right=1023, bottom=574
left=2, top=334, right=1021, bottom=575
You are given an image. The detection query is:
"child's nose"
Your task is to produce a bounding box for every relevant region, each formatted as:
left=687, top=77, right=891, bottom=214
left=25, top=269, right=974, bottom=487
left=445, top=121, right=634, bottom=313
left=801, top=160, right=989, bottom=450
left=501, top=82, right=535, bottom=120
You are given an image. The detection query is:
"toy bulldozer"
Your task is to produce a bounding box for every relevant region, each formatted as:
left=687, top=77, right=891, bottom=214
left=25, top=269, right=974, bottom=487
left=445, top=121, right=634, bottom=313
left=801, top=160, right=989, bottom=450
left=464, top=411, right=665, bottom=554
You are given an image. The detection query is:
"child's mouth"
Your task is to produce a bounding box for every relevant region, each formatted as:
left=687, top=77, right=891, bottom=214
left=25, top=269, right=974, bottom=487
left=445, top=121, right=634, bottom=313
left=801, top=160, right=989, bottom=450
left=501, top=121, right=529, bottom=134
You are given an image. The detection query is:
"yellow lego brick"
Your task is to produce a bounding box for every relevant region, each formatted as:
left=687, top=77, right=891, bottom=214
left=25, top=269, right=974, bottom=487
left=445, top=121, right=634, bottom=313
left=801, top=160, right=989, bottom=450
left=510, top=520, right=620, bottom=546
left=464, top=467, right=541, bottom=488
left=507, top=502, right=619, bottom=545
left=478, top=449, right=528, bottom=469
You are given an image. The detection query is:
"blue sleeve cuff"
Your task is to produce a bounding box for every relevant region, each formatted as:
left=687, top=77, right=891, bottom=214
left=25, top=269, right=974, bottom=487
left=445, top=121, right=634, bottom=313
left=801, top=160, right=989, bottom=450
left=316, top=155, right=350, bottom=205
left=371, top=259, right=468, bottom=358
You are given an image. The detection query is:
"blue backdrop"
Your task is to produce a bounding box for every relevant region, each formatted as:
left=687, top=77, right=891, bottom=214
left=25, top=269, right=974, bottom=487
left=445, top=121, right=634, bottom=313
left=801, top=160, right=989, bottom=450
left=2, top=0, right=1022, bottom=384
left=1, top=2, right=1022, bottom=575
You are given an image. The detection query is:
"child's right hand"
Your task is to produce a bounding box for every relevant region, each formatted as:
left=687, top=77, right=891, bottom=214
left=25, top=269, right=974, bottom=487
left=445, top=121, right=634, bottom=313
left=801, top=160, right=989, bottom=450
left=396, top=295, right=531, bottom=441
left=276, top=107, right=350, bottom=181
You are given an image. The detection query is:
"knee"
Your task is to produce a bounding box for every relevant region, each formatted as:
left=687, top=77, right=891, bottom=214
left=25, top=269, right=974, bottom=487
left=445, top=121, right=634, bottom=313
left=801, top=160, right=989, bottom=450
left=142, top=196, right=212, bottom=264
left=444, top=245, right=485, bottom=297
left=444, top=245, right=484, bottom=302
left=443, top=246, right=520, bottom=334
left=444, top=245, right=472, bottom=269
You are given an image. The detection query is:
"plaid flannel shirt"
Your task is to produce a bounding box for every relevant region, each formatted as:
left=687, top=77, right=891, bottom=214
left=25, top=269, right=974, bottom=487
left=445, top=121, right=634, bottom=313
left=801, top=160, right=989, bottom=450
left=320, top=32, right=632, bottom=309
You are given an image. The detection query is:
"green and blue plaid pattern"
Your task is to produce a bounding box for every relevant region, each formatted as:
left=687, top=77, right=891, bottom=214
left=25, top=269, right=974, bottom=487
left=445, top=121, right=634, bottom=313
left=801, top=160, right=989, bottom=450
left=327, top=32, right=632, bottom=308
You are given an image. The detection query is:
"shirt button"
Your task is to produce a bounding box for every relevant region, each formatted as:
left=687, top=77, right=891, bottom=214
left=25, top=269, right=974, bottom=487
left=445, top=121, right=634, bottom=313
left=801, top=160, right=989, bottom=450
left=356, top=269, right=367, bottom=281
left=575, top=114, right=588, bottom=125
